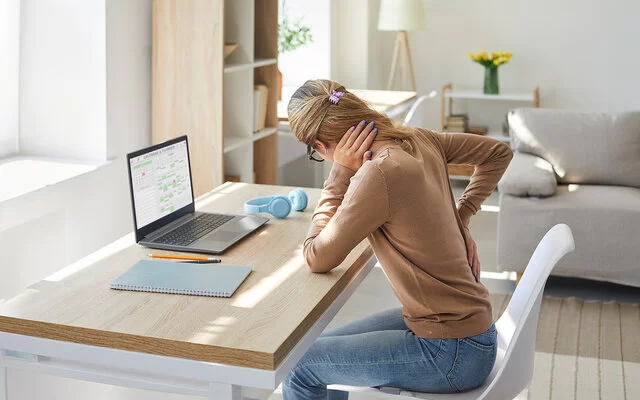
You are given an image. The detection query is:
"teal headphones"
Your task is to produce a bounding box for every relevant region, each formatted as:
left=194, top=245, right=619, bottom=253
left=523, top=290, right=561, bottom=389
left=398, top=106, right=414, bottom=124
left=244, top=188, right=308, bottom=219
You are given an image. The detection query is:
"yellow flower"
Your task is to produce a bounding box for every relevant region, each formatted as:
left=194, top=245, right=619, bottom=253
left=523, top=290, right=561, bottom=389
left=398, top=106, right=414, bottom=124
left=497, top=51, right=504, bottom=57
left=468, top=53, right=475, bottom=60
left=506, top=52, right=513, bottom=58
left=481, top=53, right=488, bottom=61
left=493, top=59, right=500, bottom=66
left=491, top=52, right=498, bottom=60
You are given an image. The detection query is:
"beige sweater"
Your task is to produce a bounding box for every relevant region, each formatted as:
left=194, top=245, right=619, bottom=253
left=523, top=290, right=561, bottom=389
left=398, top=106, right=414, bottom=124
left=304, top=129, right=513, bottom=339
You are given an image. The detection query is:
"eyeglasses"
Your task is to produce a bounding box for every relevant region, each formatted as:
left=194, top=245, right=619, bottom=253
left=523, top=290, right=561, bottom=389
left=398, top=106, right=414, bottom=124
left=307, top=143, right=325, bottom=163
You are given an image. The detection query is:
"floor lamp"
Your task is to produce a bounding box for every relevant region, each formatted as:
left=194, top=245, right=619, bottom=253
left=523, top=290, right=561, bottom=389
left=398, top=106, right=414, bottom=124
left=378, top=0, right=426, bottom=91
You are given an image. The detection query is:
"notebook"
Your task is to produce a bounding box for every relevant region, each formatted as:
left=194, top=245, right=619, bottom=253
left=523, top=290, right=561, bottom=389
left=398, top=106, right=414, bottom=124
left=110, top=260, right=252, bottom=298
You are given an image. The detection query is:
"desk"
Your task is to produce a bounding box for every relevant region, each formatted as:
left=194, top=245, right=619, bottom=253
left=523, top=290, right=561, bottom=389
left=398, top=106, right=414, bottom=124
left=278, top=87, right=417, bottom=122
left=0, top=183, right=375, bottom=400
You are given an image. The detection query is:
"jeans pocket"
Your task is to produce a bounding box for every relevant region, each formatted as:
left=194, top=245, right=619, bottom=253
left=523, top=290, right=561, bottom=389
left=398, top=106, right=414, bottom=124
left=461, top=324, right=497, bottom=352
left=447, top=333, right=497, bottom=392
left=419, top=337, right=444, bottom=360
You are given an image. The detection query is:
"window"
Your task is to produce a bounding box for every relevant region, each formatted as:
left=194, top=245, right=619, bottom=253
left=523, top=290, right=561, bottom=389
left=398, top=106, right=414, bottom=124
left=0, top=0, right=108, bottom=202
left=1, top=0, right=107, bottom=163
left=19, top=0, right=107, bottom=162
left=0, top=0, right=20, bottom=159
left=278, top=0, right=331, bottom=88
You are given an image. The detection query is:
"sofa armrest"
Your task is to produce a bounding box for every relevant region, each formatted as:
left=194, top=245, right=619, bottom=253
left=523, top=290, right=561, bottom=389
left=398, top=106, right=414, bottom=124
left=498, top=152, right=557, bottom=197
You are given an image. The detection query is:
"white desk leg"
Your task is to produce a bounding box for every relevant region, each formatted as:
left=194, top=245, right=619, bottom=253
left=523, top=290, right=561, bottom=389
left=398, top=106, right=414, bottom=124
left=0, top=363, right=6, bottom=400
left=208, top=382, right=242, bottom=400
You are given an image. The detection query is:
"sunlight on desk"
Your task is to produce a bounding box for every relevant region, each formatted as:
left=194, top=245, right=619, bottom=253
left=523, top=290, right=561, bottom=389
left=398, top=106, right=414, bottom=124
left=232, top=247, right=304, bottom=309
left=44, top=233, right=134, bottom=283
left=195, top=193, right=225, bottom=208
left=189, top=315, right=238, bottom=343
left=0, top=289, right=39, bottom=309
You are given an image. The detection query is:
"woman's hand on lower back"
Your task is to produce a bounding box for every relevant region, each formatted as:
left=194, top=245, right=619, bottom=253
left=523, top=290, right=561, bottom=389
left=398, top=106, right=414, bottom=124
left=464, top=226, right=480, bottom=282
left=334, top=120, right=377, bottom=172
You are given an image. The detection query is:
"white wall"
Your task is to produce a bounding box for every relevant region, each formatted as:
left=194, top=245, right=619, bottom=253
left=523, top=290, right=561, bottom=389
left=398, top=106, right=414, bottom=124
left=278, top=0, right=331, bottom=87
left=2, top=1, right=163, bottom=399
left=330, top=0, right=369, bottom=88
left=329, top=0, right=397, bottom=89
left=0, top=0, right=20, bottom=158
left=106, top=0, right=153, bottom=158
left=412, top=0, right=640, bottom=112
left=19, top=0, right=107, bottom=162
left=330, top=0, right=640, bottom=131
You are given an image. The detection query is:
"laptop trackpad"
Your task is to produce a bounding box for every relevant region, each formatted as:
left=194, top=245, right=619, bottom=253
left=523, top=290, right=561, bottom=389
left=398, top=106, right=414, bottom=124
left=205, top=230, right=240, bottom=242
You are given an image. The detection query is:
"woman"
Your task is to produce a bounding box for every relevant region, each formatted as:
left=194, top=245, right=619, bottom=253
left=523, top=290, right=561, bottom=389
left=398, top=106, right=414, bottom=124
left=284, top=79, right=513, bottom=399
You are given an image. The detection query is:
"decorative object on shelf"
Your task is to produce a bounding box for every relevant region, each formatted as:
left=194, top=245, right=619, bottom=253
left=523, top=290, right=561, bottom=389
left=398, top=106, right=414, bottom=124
left=441, top=82, right=540, bottom=178
left=467, top=126, right=488, bottom=136
left=254, top=84, right=269, bottom=132
left=224, top=175, right=241, bottom=183
left=468, top=51, right=513, bottom=94
left=223, top=43, right=238, bottom=59
left=445, top=113, right=469, bottom=132
left=378, top=0, right=426, bottom=91
left=278, top=0, right=313, bottom=100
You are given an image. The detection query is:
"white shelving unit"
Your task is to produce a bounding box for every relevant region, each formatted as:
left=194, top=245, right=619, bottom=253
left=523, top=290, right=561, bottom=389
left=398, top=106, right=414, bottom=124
left=222, top=0, right=278, bottom=184
left=444, top=90, right=536, bottom=102
left=441, top=82, right=540, bottom=178
left=223, top=127, right=278, bottom=154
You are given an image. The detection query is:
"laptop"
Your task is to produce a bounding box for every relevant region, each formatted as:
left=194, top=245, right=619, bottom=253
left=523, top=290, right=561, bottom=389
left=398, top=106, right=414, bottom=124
left=126, top=135, right=268, bottom=254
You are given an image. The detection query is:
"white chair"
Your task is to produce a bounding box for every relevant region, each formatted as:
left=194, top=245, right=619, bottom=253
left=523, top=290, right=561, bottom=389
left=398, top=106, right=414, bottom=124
left=403, top=92, right=436, bottom=128
left=328, top=223, right=575, bottom=400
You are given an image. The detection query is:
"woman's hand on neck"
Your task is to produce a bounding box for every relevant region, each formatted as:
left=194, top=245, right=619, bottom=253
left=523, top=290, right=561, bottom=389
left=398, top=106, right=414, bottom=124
left=331, top=120, right=378, bottom=172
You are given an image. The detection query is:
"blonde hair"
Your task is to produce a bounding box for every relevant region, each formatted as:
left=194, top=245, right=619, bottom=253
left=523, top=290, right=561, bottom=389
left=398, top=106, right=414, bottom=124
left=287, top=79, right=414, bottom=146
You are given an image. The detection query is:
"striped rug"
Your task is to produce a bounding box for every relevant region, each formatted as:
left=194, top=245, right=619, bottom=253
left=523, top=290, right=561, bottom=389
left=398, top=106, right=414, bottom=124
left=490, top=294, right=640, bottom=400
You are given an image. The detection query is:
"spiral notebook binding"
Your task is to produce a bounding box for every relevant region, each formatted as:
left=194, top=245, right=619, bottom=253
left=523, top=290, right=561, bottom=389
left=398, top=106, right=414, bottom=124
left=110, top=284, right=230, bottom=297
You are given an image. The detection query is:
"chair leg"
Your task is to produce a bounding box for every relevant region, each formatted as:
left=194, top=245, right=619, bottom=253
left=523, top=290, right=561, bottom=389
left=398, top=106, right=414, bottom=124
left=515, top=272, right=523, bottom=286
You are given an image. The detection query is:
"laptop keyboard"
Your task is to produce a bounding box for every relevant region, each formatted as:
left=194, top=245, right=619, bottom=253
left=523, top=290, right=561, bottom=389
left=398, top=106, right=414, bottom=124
left=153, top=214, right=234, bottom=246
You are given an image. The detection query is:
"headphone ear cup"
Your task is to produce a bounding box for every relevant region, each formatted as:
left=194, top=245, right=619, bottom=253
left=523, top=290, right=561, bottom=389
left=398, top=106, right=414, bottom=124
left=269, top=196, right=292, bottom=219
left=288, top=188, right=308, bottom=211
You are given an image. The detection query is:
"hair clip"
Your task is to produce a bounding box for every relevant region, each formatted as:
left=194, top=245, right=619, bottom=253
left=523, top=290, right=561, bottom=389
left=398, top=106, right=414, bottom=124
left=329, top=90, right=345, bottom=104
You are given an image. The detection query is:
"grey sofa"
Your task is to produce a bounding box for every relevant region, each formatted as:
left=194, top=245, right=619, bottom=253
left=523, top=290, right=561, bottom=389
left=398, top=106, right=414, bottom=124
left=497, top=108, right=640, bottom=287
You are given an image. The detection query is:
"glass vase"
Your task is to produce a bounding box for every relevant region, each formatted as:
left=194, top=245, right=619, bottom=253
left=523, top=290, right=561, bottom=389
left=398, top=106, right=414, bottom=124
left=483, top=66, right=499, bottom=95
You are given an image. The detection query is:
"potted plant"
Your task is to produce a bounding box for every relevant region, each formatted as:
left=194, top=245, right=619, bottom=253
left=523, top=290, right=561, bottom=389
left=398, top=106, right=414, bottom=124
left=468, top=51, right=513, bottom=94
left=278, top=0, right=312, bottom=99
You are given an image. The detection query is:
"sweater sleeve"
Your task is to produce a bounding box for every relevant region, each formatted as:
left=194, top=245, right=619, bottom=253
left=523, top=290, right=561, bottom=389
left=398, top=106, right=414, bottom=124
left=435, top=131, right=513, bottom=227
left=304, top=162, right=390, bottom=273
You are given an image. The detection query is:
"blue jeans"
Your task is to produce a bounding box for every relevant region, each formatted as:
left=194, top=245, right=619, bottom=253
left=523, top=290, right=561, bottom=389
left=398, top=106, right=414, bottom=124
left=282, top=308, right=497, bottom=400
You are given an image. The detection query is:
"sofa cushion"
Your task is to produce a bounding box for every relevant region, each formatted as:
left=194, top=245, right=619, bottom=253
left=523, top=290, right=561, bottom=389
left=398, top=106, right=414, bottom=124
left=498, top=153, right=557, bottom=197
left=508, top=108, right=640, bottom=187
left=497, top=184, right=640, bottom=287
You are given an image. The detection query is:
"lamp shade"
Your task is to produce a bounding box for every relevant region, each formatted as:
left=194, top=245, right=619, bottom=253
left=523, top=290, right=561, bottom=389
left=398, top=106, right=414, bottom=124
left=378, top=0, right=426, bottom=31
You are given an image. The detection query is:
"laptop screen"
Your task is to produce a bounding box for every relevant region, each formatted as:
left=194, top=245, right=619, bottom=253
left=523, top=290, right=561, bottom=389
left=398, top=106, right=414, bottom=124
left=129, top=138, right=194, bottom=229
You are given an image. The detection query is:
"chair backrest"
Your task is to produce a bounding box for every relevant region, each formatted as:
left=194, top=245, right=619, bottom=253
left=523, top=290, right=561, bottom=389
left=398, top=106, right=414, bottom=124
left=478, top=224, right=575, bottom=400
left=403, top=94, right=435, bottom=128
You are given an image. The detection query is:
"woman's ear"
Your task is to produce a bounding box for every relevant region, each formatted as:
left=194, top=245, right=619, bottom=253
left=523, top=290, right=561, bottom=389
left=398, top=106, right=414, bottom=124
left=313, top=140, right=329, bottom=155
